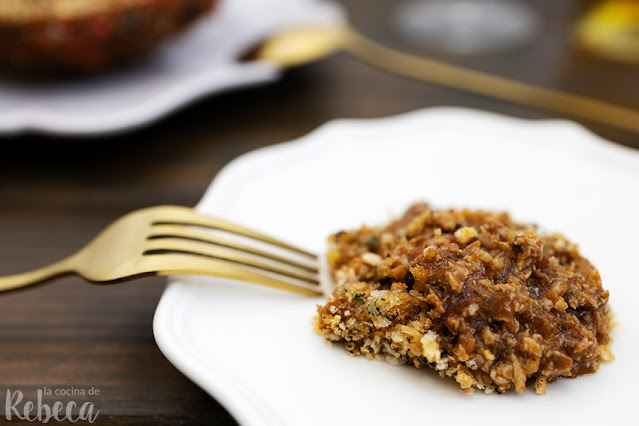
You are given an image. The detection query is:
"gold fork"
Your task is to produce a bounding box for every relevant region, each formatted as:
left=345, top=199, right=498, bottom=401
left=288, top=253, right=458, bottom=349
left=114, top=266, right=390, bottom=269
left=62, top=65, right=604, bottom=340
left=252, top=26, right=639, bottom=134
left=0, top=206, right=322, bottom=296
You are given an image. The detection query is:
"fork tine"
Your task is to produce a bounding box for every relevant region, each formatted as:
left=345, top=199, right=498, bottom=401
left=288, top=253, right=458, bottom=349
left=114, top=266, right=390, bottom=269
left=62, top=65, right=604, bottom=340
left=143, top=254, right=323, bottom=297
left=144, top=239, right=319, bottom=284
left=148, top=224, right=318, bottom=273
left=149, top=206, right=316, bottom=259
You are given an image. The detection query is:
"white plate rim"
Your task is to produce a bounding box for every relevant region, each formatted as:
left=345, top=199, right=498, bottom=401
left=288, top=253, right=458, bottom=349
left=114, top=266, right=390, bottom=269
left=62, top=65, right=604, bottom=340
left=0, top=61, right=279, bottom=137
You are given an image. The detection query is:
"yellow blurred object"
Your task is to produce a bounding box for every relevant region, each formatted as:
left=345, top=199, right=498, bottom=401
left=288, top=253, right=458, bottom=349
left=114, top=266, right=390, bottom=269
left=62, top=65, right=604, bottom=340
left=576, top=0, right=639, bottom=63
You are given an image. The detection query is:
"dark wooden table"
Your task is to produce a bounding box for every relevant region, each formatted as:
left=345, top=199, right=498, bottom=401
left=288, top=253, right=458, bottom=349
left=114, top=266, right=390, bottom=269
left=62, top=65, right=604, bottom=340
left=1, top=0, right=637, bottom=424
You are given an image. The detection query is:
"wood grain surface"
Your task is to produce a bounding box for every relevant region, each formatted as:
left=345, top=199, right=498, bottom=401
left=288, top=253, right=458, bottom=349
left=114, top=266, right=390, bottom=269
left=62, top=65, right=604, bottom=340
left=0, top=0, right=637, bottom=424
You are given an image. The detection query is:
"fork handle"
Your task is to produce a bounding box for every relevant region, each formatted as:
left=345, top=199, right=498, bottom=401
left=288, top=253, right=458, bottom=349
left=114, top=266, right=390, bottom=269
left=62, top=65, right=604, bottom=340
left=343, top=28, right=639, bottom=133
left=0, top=258, right=75, bottom=293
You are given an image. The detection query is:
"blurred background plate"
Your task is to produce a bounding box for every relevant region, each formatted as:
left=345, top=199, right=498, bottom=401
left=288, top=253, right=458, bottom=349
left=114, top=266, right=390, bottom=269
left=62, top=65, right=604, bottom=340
left=154, top=107, right=638, bottom=426
left=0, top=0, right=345, bottom=137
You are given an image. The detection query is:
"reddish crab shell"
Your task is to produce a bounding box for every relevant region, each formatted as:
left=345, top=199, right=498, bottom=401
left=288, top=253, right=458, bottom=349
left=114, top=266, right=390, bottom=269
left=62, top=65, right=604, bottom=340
left=0, top=0, right=219, bottom=74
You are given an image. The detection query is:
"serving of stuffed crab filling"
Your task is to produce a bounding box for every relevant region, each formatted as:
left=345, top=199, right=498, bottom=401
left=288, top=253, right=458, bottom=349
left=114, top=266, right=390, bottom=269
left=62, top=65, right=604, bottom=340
left=316, top=203, right=613, bottom=394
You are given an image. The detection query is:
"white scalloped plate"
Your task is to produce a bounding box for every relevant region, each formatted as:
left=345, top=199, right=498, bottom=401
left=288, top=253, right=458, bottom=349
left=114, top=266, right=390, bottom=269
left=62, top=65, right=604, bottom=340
left=154, top=107, right=638, bottom=426
left=0, top=0, right=344, bottom=136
